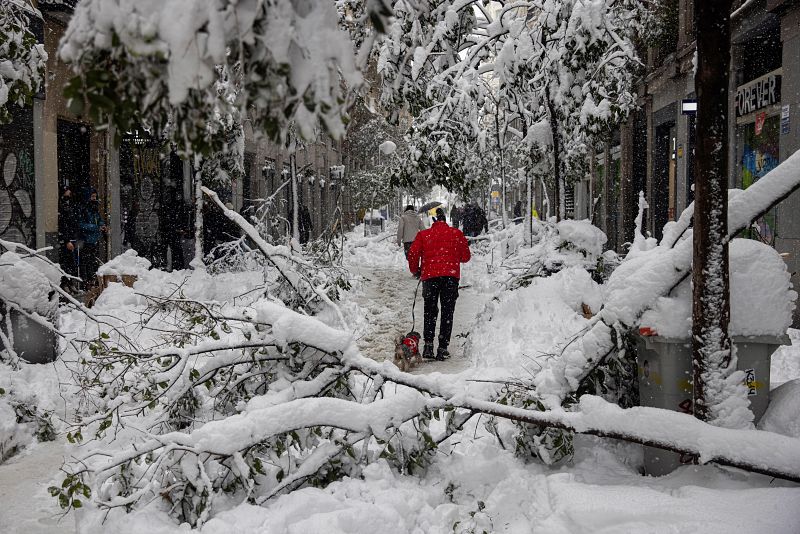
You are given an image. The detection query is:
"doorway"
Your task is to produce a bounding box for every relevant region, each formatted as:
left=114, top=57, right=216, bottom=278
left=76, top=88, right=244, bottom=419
left=57, top=119, right=91, bottom=195
left=652, top=122, right=675, bottom=241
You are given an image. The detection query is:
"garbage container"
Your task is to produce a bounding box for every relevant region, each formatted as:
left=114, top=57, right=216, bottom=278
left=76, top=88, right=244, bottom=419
left=364, top=213, right=385, bottom=236
left=0, top=302, right=58, bottom=364
left=0, top=250, right=59, bottom=364
left=635, top=334, right=788, bottom=476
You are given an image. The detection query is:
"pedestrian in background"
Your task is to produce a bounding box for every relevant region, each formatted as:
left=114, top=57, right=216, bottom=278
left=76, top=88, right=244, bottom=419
left=397, top=204, right=423, bottom=259
left=58, top=186, right=79, bottom=290
left=450, top=204, right=462, bottom=229
left=513, top=200, right=524, bottom=224
left=78, top=188, right=106, bottom=287
left=462, top=203, right=488, bottom=237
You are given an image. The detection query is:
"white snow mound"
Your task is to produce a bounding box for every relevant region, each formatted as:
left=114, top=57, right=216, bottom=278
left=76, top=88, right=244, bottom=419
left=97, top=248, right=152, bottom=277
left=639, top=239, right=796, bottom=338
left=556, top=219, right=607, bottom=257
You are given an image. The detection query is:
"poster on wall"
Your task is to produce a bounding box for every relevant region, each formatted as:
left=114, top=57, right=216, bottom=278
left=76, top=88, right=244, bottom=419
left=0, top=106, right=36, bottom=248
left=741, top=115, right=780, bottom=244
left=781, top=104, right=791, bottom=135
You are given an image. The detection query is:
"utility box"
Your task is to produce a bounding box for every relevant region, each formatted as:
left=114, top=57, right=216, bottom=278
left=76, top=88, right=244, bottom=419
left=635, top=334, right=787, bottom=476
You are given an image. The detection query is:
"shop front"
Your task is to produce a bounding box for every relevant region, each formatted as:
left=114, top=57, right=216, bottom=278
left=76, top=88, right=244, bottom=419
left=735, top=69, right=782, bottom=245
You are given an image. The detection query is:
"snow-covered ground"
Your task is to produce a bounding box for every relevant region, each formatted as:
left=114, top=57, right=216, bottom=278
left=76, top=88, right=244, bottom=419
left=2, top=222, right=800, bottom=533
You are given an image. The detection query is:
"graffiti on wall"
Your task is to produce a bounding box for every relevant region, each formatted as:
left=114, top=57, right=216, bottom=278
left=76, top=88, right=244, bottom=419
left=0, top=106, right=36, bottom=248
left=120, top=135, right=167, bottom=267
left=741, top=115, right=779, bottom=244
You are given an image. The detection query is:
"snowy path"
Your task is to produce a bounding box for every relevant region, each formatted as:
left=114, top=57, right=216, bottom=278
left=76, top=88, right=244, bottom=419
left=0, top=441, right=75, bottom=534
left=348, top=264, right=487, bottom=374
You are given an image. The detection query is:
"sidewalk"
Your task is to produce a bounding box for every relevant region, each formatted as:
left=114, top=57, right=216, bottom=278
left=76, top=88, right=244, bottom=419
left=0, top=440, right=76, bottom=534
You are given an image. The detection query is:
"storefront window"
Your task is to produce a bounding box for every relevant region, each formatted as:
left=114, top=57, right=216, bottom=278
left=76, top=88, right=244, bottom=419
left=741, top=115, right=780, bottom=244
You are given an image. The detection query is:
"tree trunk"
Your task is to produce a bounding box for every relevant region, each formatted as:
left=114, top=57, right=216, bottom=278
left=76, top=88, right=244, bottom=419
left=191, top=172, right=204, bottom=269
left=545, top=88, right=563, bottom=221
left=692, top=0, right=735, bottom=424
left=589, top=146, right=596, bottom=222
left=526, top=170, right=533, bottom=246
left=291, top=152, right=300, bottom=243
left=541, top=177, right=551, bottom=220
left=604, top=142, right=613, bottom=247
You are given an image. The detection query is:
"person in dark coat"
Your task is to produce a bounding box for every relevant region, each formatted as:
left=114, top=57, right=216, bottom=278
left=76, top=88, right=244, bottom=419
left=58, top=186, right=80, bottom=282
left=462, top=203, right=488, bottom=238
left=407, top=208, right=471, bottom=360
left=513, top=200, right=523, bottom=224
left=299, top=205, right=313, bottom=244
left=450, top=204, right=462, bottom=229
left=78, top=188, right=106, bottom=286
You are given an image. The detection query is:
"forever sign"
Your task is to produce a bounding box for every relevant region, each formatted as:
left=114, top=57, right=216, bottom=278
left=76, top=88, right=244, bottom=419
left=736, top=73, right=781, bottom=117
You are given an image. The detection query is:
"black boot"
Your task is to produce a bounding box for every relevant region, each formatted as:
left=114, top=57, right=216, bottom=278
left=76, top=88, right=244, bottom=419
left=435, top=347, right=449, bottom=360
left=422, top=343, right=434, bottom=360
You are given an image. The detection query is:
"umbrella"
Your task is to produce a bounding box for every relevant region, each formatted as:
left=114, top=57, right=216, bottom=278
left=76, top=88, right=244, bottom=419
left=418, top=201, right=443, bottom=213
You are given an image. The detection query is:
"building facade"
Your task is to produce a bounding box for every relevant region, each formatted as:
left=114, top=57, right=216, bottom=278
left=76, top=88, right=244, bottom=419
left=596, top=0, right=800, bottom=322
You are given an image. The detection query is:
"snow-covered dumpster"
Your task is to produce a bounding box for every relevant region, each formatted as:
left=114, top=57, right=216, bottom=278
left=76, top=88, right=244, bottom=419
left=0, top=249, right=60, bottom=364
left=363, top=210, right=385, bottom=236
left=634, top=238, right=795, bottom=476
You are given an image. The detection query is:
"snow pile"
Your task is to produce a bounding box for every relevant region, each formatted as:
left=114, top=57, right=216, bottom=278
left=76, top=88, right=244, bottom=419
left=639, top=239, right=796, bottom=338
left=0, top=357, right=60, bottom=463
left=556, top=219, right=607, bottom=257
left=96, top=248, right=152, bottom=277
left=0, top=250, right=58, bottom=317
left=772, top=329, right=800, bottom=387
left=468, top=267, right=602, bottom=371
left=759, top=379, right=800, bottom=438
left=0, top=394, right=30, bottom=463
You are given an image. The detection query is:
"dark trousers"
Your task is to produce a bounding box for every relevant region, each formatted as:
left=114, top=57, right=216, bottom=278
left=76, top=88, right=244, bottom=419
left=403, top=241, right=413, bottom=259
left=422, top=276, right=459, bottom=349
left=61, top=244, right=78, bottom=277
left=79, top=242, right=101, bottom=285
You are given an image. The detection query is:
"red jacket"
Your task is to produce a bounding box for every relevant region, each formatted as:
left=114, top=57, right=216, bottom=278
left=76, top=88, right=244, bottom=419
left=408, top=221, right=471, bottom=280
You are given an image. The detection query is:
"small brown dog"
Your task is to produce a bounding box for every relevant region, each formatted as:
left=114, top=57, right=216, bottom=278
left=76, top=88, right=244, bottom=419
left=393, top=331, right=422, bottom=372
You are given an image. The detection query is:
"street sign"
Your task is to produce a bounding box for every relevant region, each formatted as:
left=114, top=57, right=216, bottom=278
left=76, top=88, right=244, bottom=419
left=681, top=99, right=697, bottom=115
left=781, top=104, right=791, bottom=135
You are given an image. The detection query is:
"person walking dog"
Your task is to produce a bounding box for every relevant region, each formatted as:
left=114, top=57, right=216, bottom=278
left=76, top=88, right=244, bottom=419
left=407, top=208, right=471, bottom=360
left=397, top=204, right=424, bottom=258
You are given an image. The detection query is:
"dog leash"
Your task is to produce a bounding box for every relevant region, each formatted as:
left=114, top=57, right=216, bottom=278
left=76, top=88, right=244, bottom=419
left=410, top=276, right=422, bottom=332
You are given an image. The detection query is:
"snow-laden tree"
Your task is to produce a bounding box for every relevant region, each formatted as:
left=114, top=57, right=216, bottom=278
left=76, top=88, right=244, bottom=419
left=378, top=0, right=650, bottom=219
left=344, top=96, right=406, bottom=211
left=58, top=0, right=390, bottom=157
left=0, top=0, right=47, bottom=125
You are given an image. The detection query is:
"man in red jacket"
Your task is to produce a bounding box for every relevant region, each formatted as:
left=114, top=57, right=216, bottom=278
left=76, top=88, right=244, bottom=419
left=408, top=208, right=471, bottom=360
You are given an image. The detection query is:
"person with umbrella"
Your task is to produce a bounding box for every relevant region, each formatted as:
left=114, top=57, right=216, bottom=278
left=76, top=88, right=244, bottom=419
left=407, top=207, right=471, bottom=360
